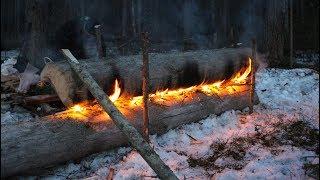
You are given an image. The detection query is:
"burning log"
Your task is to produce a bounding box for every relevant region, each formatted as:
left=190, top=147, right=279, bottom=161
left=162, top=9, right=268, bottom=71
left=1, top=90, right=259, bottom=178
left=41, top=47, right=257, bottom=106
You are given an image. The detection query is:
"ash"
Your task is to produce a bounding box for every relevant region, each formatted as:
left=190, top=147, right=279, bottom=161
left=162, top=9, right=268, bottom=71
left=4, top=57, right=319, bottom=180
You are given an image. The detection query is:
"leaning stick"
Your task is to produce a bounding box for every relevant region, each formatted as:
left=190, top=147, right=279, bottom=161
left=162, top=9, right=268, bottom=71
left=141, top=32, right=150, bottom=139
left=249, top=39, right=256, bottom=114
left=61, top=49, right=178, bottom=180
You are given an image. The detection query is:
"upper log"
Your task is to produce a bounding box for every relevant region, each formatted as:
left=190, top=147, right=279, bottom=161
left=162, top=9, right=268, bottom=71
left=41, top=48, right=255, bottom=106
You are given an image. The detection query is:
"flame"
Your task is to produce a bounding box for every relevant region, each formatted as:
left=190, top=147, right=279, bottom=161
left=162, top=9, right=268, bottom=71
left=68, top=58, right=252, bottom=118
left=109, top=79, right=121, bottom=102
left=230, top=58, right=252, bottom=84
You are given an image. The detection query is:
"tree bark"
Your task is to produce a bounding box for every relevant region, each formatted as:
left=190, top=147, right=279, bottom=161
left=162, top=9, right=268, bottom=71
left=41, top=48, right=255, bottom=106
left=61, top=49, right=178, bottom=180
left=266, top=0, right=290, bottom=67
left=94, top=25, right=105, bottom=59
left=24, top=0, right=47, bottom=69
left=1, top=83, right=259, bottom=178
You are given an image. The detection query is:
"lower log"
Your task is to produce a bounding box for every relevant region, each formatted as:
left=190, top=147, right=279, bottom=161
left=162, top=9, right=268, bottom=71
left=1, top=91, right=259, bottom=178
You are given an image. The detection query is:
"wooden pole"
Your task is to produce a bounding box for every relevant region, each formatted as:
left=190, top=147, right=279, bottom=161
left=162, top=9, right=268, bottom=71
left=94, top=24, right=105, bottom=59
left=249, top=39, right=256, bottom=114
left=61, top=49, right=178, bottom=180
left=290, top=0, right=294, bottom=68
left=141, top=32, right=150, bottom=139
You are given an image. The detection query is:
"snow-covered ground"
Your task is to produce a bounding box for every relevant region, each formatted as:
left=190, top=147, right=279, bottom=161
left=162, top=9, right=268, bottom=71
left=11, top=67, right=316, bottom=180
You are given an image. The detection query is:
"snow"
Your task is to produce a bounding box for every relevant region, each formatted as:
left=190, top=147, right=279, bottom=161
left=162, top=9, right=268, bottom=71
left=1, top=110, right=34, bottom=125
left=15, top=66, right=320, bottom=179
left=1, top=50, right=19, bottom=61
left=256, top=68, right=319, bottom=126
left=1, top=58, right=18, bottom=76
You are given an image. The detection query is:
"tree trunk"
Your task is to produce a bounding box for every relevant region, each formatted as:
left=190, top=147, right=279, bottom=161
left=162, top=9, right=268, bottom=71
left=24, top=0, right=47, bottom=69
left=121, top=0, right=128, bottom=38
left=266, top=0, right=290, bottom=67
left=41, top=48, right=255, bottom=106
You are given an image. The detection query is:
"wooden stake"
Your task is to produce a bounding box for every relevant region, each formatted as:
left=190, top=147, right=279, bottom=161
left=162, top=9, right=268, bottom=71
left=106, top=167, right=115, bottom=180
left=249, top=39, right=256, bottom=114
left=61, top=49, right=178, bottom=180
left=141, top=32, right=150, bottom=139
left=94, top=24, right=105, bottom=59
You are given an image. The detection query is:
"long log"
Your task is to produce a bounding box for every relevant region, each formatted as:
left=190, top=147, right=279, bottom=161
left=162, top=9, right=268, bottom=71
left=41, top=48, right=255, bottom=106
left=62, top=49, right=178, bottom=179
left=1, top=89, right=259, bottom=178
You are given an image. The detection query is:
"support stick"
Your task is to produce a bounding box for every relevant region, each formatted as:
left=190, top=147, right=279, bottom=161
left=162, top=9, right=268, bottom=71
left=94, top=25, right=105, bottom=59
left=290, top=0, right=294, bottom=68
left=249, top=39, right=256, bottom=114
left=141, top=32, right=150, bottom=139
left=61, top=49, right=178, bottom=180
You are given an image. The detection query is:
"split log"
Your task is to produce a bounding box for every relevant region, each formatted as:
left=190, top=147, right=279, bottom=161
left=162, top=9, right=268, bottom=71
left=61, top=49, right=178, bottom=180
left=41, top=48, right=257, bottom=106
left=1, top=89, right=259, bottom=178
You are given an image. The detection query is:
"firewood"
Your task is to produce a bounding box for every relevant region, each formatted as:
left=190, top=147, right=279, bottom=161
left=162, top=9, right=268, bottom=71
left=15, top=94, right=60, bottom=105
left=61, top=49, right=178, bottom=180
left=41, top=48, right=258, bottom=106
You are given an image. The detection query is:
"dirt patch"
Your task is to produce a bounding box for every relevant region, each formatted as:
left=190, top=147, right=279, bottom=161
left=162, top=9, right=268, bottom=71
left=188, top=120, right=319, bottom=173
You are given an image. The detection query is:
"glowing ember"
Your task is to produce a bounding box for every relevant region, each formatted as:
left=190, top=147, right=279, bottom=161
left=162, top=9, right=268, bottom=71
left=68, top=57, right=253, bottom=116
left=109, top=79, right=121, bottom=102
left=71, top=104, right=85, bottom=113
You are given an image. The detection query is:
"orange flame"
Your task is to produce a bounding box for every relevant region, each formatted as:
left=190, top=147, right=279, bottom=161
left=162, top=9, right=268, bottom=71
left=230, top=57, right=252, bottom=84
left=109, top=79, right=121, bottom=102
left=68, top=58, right=252, bottom=117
